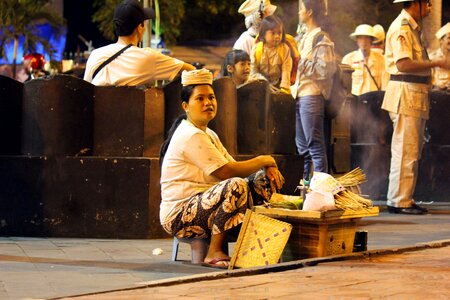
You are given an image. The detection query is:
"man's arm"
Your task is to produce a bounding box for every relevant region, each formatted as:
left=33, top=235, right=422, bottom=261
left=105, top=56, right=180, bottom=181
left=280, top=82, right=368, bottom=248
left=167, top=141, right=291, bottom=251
left=173, top=63, right=195, bottom=78
left=181, top=63, right=196, bottom=72
left=396, top=57, right=450, bottom=73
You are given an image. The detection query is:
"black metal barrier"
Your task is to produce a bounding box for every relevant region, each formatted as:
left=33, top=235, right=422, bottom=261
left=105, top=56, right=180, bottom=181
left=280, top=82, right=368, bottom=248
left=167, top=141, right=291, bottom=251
left=351, top=91, right=392, bottom=145
left=22, top=75, right=94, bottom=156
left=0, top=75, right=167, bottom=238
left=0, top=75, right=23, bottom=155
left=427, top=90, right=450, bottom=145
left=93, top=86, right=164, bottom=157
left=163, top=77, right=183, bottom=140
left=237, top=80, right=296, bottom=155
left=209, top=77, right=238, bottom=155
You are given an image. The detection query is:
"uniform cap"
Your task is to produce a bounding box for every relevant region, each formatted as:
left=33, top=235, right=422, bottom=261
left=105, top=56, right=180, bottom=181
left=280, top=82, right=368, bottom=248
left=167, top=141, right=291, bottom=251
left=350, top=24, right=376, bottom=40
left=436, top=23, right=450, bottom=40
left=113, top=0, right=155, bottom=36
left=372, top=24, right=385, bottom=43
left=181, top=69, right=213, bottom=86
left=238, top=0, right=277, bottom=17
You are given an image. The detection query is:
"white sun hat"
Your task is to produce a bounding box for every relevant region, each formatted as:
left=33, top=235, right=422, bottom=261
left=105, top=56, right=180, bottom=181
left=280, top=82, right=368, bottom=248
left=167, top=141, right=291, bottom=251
left=350, top=24, right=377, bottom=40
left=238, top=0, right=277, bottom=17
left=372, top=24, right=386, bottom=43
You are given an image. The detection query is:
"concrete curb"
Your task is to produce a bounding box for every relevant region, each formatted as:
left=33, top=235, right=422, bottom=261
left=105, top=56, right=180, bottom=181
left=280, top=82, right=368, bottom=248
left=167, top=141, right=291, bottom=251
left=55, top=238, right=450, bottom=299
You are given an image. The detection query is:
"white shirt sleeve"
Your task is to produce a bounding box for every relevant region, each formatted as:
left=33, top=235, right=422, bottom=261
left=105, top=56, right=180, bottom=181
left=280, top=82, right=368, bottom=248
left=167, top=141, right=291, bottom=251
left=183, top=132, right=230, bottom=176
left=148, top=49, right=184, bottom=81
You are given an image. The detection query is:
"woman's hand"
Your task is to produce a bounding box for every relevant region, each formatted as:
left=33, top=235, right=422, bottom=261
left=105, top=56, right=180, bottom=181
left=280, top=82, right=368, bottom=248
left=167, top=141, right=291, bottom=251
left=265, top=166, right=285, bottom=191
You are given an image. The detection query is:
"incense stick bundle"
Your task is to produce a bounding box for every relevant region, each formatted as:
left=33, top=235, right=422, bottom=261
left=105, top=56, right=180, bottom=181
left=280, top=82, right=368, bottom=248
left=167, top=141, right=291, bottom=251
left=336, top=167, right=367, bottom=188
left=334, top=190, right=373, bottom=211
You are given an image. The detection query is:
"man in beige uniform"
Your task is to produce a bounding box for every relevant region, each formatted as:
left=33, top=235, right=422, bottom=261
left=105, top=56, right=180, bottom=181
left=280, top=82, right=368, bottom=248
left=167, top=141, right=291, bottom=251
left=342, top=24, right=388, bottom=96
left=430, top=23, right=450, bottom=90
left=382, top=0, right=450, bottom=214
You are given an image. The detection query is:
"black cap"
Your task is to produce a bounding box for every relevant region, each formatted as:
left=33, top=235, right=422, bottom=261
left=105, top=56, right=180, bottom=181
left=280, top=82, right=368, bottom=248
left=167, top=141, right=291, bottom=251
left=113, top=0, right=155, bottom=36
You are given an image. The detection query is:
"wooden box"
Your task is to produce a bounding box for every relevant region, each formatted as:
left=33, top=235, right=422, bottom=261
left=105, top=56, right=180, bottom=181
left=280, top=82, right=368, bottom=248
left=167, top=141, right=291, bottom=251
left=253, top=206, right=379, bottom=261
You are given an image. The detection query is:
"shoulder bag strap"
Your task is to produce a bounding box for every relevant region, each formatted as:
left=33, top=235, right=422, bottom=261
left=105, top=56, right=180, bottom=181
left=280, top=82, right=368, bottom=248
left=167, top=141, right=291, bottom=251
left=92, top=44, right=133, bottom=80
left=363, top=63, right=381, bottom=91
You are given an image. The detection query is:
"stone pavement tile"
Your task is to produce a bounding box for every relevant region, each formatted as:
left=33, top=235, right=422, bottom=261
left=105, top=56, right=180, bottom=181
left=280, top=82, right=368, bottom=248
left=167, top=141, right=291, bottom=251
left=57, top=246, right=113, bottom=261
left=0, top=242, right=27, bottom=256
left=12, top=237, right=61, bottom=248
left=48, top=274, right=140, bottom=298
left=4, top=280, right=57, bottom=300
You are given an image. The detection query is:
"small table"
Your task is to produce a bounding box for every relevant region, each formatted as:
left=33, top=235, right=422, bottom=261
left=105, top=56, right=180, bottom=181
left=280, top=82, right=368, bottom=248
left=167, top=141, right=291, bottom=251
left=253, top=206, right=379, bottom=261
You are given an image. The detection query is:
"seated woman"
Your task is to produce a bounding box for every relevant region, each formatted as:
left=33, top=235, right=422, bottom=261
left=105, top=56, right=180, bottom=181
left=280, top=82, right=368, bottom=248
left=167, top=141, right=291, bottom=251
left=159, top=69, right=284, bottom=268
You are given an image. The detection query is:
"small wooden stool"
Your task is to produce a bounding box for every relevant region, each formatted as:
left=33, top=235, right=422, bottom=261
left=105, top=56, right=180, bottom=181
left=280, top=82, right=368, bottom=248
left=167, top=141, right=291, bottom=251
left=171, top=237, right=209, bottom=264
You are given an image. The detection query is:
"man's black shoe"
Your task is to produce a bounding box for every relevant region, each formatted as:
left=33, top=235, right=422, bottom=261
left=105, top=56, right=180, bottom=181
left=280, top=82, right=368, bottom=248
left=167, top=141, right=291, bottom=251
left=387, top=204, right=427, bottom=215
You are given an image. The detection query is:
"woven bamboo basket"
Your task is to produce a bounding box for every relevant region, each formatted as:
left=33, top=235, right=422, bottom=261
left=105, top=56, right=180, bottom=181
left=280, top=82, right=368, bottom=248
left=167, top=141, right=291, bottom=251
left=229, top=209, right=292, bottom=270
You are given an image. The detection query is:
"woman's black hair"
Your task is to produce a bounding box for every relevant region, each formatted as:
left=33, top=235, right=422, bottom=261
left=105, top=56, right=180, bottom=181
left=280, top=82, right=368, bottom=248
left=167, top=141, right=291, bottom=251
left=302, top=0, right=329, bottom=31
left=257, top=15, right=286, bottom=43
left=159, top=114, right=187, bottom=165
left=219, top=49, right=250, bottom=77
left=159, top=84, right=208, bottom=165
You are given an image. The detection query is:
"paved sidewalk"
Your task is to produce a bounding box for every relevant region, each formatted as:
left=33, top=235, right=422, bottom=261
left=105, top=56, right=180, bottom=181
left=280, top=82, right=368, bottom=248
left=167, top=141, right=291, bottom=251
left=0, top=208, right=449, bottom=299
left=64, top=245, right=450, bottom=299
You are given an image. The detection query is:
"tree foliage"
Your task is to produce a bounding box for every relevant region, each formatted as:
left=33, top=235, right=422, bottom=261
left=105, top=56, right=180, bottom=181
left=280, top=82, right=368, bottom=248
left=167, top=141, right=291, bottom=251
left=92, top=0, right=241, bottom=45
left=92, top=0, right=121, bottom=41
left=91, top=0, right=402, bottom=51
left=0, top=0, right=64, bottom=60
left=93, top=0, right=185, bottom=44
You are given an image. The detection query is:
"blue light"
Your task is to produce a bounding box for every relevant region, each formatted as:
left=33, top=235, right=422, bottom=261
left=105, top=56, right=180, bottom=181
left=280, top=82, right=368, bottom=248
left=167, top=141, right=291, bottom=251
left=0, top=23, right=67, bottom=64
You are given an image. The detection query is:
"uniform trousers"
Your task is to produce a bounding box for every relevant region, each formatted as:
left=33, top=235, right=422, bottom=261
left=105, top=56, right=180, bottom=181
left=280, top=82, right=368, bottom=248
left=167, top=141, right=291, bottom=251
left=387, top=112, right=426, bottom=208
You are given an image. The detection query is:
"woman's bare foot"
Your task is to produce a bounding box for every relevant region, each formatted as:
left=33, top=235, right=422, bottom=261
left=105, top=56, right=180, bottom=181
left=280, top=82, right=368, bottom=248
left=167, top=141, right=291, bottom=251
left=204, top=250, right=230, bottom=262
left=204, top=250, right=230, bottom=267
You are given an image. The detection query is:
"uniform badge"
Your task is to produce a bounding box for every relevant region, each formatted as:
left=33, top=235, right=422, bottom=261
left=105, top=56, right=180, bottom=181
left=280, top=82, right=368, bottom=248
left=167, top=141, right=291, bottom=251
left=397, top=35, right=406, bottom=43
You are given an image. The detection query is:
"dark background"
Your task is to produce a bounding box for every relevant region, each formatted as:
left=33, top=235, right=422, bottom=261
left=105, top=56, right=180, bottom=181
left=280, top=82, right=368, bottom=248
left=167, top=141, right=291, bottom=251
left=63, top=0, right=450, bottom=54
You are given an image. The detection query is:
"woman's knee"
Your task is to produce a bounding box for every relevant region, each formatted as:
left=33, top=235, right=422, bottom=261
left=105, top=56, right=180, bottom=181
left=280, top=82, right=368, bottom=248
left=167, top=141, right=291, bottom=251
left=222, top=177, right=250, bottom=205
left=227, top=177, right=249, bottom=190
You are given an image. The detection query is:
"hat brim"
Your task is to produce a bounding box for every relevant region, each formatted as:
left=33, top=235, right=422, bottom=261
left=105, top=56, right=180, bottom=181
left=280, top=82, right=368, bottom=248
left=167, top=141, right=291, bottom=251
left=350, top=33, right=376, bottom=40
left=143, top=7, right=155, bottom=20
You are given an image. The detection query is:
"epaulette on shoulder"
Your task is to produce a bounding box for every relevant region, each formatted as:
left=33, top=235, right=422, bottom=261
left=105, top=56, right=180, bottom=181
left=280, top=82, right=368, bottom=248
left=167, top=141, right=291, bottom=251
left=401, top=18, right=409, bottom=26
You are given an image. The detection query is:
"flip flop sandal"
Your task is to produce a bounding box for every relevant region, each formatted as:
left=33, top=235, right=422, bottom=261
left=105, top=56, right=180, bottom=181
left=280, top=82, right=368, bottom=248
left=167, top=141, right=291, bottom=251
left=202, top=257, right=230, bottom=269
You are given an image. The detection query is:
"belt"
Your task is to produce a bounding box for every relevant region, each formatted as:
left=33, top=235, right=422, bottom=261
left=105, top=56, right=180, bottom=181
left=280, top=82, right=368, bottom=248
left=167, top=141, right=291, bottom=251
left=390, top=74, right=430, bottom=84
